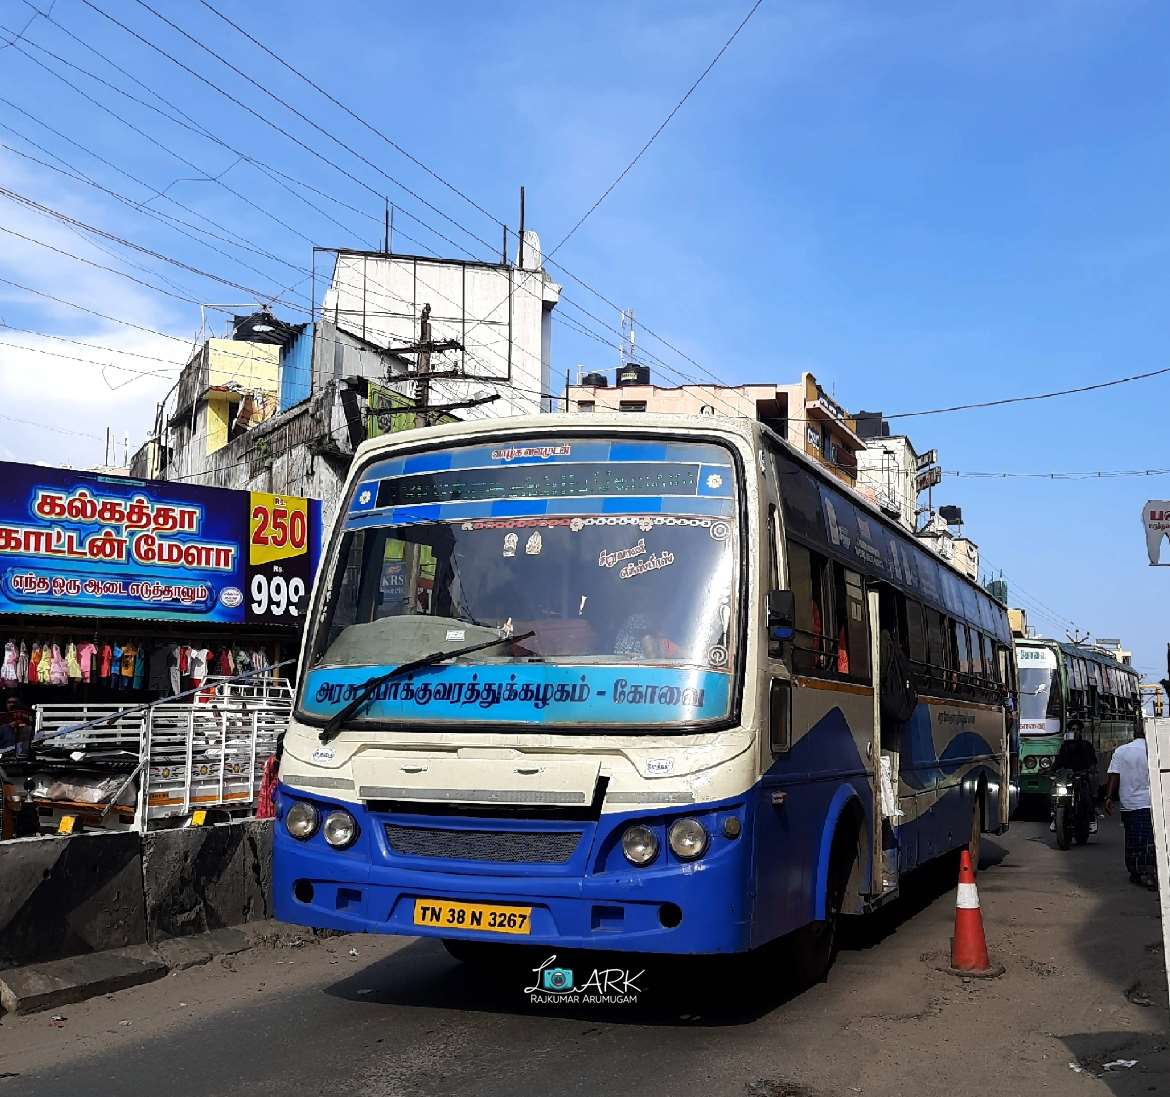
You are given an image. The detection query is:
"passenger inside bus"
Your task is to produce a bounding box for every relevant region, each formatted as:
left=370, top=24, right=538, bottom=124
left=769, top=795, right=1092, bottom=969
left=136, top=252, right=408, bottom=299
left=832, top=565, right=850, bottom=675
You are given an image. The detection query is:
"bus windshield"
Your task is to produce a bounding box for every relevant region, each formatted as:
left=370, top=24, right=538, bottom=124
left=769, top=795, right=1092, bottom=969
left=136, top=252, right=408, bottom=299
left=300, top=437, right=741, bottom=730
left=1016, top=646, right=1062, bottom=733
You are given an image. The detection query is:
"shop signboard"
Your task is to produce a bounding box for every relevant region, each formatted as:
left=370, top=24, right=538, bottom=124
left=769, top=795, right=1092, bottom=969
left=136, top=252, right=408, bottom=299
left=0, top=462, right=322, bottom=625
left=1144, top=499, right=1170, bottom=565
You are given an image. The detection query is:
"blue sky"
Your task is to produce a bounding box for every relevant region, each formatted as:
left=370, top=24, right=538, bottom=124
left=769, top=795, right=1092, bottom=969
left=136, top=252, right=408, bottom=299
left=1, top=0, right=1168, bottom=676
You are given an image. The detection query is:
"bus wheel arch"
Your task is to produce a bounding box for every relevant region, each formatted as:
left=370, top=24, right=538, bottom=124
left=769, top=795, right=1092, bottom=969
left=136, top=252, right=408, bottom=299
left=813, top=785, right=868, bottom=921
left=790, top=786, right=865, bottom=988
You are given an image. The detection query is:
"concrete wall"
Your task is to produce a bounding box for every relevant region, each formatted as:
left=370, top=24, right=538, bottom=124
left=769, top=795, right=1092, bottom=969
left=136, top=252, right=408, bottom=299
left=0, top=820, right=273, bottom=971
left=324, top=247, right=558, bottom=420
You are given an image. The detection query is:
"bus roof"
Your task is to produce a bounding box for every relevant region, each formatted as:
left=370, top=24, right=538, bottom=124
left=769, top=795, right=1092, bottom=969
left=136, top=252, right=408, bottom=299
left=347, top=411, right=1005, bottom=615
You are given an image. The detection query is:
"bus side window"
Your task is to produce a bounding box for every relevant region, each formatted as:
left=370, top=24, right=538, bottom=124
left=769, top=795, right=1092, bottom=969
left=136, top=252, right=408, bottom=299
left=925, top=608, right=946, bottom=689
left=841, top=567, right=870, bottom=683
left=767, top=505, right=780, bottom=592
left=946, top=619, right=961, bottom=687
left=784, top=539, right=816, bottom=673
left=906, top=599, right=927, bottom=669
left=977, top=633, right=992, bottom=684
left=996, top=644, right=1009, bottom=687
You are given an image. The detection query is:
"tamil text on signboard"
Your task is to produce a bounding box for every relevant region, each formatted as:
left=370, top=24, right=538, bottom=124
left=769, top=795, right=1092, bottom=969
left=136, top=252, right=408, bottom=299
left=0, top=462, right=322, bottom=624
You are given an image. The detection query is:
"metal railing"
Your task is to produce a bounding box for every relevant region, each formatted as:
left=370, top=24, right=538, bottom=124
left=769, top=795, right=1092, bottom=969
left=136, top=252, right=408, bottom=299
left=28, top=672, right=294, bottom=832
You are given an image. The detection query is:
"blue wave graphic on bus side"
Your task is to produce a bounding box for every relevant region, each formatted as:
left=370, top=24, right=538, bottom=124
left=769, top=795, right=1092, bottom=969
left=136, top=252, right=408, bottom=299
left=301, top=663, right=732, bottom=725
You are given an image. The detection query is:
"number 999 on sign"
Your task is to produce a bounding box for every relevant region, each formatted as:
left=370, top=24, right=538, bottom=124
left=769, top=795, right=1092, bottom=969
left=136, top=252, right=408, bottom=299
left=250, top=574, right=305, bottom=618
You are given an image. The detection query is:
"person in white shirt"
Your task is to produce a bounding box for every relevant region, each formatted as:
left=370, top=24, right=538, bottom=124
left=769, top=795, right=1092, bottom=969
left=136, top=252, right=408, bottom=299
left=1105, top=729, right=1156, bottom=889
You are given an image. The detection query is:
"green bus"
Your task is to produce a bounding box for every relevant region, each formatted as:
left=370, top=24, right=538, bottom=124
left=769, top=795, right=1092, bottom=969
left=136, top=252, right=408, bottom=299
left=1015, top=639, right=1141, bottom=796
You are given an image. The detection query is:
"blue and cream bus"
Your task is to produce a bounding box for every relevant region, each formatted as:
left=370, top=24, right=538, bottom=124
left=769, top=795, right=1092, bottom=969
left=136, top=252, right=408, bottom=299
left=273, top=414, right=1013, bottom=980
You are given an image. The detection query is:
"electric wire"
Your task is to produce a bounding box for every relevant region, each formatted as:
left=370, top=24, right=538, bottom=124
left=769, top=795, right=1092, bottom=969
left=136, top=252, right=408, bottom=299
left=0, top=411, right=103, bottom=439
left=186, top=0, right=764, bottom=393
left=72, top=0, right=745, bottom=400
left=7, top=6, right=747, bottom=418
left=5, top=12, right=382, bottom=247
left=549, top=0, right=765, bottom=258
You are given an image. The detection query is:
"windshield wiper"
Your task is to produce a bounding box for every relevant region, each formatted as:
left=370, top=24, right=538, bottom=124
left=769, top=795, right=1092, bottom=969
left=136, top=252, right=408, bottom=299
left=318, top=630, right=535, bottom=743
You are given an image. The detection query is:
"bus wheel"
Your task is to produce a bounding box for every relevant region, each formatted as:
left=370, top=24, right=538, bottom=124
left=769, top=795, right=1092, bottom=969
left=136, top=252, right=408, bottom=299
left=789, top=825, right=856, bottom=988
left=968, top=792, right=984, bottom=869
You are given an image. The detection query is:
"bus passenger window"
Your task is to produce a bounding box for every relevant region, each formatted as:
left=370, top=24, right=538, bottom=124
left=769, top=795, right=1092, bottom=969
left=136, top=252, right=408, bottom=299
left=785, top=540, right=831, bottom=675
left=977, top=632, right=991, bottom=682
left=946, top=619, right=961, bottom=684
left=843, top=568, right=869, bottom=683
left=979, top=634, right=994, bottom=683
left=831, top=563, right=850, bottom=674
left=767, top=505, right=780, bottom=592
left=906, top=600, right=927, bottom=668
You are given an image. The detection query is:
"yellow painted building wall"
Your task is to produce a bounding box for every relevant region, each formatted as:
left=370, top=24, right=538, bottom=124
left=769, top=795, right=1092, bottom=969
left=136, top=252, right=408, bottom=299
left=207, top=339, right=280, bottom=393
left=205, top=396, right=232, bottom=455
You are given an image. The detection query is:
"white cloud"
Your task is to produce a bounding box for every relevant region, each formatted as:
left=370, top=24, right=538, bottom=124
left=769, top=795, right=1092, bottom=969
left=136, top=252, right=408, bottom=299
left=0, top=147, right=202, bottom=469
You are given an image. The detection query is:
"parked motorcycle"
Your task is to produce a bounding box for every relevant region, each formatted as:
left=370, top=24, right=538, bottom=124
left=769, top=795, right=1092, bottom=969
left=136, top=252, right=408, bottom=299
left=1050, top=766, right=1095, bottom=849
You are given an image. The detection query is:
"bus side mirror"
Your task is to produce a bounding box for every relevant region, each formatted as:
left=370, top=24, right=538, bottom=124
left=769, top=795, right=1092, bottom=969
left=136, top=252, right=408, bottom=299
left=767, top=589, right=795, bottom=642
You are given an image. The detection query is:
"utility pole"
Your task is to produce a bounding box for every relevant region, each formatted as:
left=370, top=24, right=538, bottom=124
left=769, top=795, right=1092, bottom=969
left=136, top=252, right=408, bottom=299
left=383, top=199, right=391, bottom=254
left=518, top=186, right=526, bottom=269
left=414, top=303, right=432, bottom=429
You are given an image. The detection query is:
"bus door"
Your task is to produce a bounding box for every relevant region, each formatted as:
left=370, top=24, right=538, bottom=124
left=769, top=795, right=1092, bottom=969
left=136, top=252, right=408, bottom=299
left=870, top=585, right=905, bottom=896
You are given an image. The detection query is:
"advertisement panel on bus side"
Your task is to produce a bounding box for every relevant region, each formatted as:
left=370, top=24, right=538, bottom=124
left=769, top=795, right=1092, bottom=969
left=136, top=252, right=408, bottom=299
left=0, top=461, right=322, bottom=625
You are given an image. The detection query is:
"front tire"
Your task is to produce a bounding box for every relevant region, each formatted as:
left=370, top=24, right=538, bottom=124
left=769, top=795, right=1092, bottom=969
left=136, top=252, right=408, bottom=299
left=968, top=793, right=984, bottom=868
left=1054, top=803, right=1072, bottom=850
left=789, top=825, right=857, bottom=988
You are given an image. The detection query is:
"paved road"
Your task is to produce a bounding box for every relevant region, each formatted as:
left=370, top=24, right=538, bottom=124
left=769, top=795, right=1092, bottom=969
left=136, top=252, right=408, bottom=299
left=1, top=816, right=1166, bottom=1097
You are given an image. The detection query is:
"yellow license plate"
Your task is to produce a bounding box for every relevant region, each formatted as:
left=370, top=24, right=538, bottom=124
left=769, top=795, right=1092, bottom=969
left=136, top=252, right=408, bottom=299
left=413, top=898, right=532, bottom=935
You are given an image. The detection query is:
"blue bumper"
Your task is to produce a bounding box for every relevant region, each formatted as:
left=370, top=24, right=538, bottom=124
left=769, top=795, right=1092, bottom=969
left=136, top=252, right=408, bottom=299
left=272, top=784, right=754, bottom=955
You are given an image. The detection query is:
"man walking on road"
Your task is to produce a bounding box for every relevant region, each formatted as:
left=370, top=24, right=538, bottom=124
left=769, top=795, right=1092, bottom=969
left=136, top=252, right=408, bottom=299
left=1104, top=727, right=1156, bottom=889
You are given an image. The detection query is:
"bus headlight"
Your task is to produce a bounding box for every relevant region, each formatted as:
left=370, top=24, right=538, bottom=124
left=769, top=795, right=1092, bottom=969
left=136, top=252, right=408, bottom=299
left=1023, top=756, right=1038, bottom=770
left=668, top=818, right=709, bottom=861
left=322, top=809, right=358, bottom=849
left=1039, top=756, right=1053, bottom=770
left=621, top=824, right=659, bottom=866
left=285, top=801, right=319, bottom=840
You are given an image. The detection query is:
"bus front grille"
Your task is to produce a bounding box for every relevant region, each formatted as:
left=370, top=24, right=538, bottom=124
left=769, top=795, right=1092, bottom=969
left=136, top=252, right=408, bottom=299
left=384, top=824, right=582, bottom=864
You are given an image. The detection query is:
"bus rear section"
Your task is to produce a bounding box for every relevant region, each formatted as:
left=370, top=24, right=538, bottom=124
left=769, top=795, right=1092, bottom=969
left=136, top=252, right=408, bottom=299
left=273, top=425, right=765, bottom=955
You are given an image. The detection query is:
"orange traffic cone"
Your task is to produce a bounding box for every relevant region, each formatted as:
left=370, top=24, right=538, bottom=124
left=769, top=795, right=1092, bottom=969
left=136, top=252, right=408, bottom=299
left=945, top=849, right=1004, bottom=978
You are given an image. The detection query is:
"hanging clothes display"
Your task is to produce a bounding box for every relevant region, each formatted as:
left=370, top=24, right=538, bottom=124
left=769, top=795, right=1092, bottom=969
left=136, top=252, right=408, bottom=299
left=49, top=644, right=68, bottom=686
left=188, top=646, right=210, bottom=684
left=1, top=641, right=18, bottom=684
left=65, top=642, right=82, bottom=681
left=121, top=642, right=136, bottom=681
left=37, top=646, right=53, bottom=685
left=78, top=641, right=97, bottom=684
left=1, top=627, right=282, bottom=701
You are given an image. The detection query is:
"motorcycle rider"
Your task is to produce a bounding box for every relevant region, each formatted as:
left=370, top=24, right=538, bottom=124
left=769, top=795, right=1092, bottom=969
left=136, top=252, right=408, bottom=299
left=1051, top=725, right=1099, bottom=834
